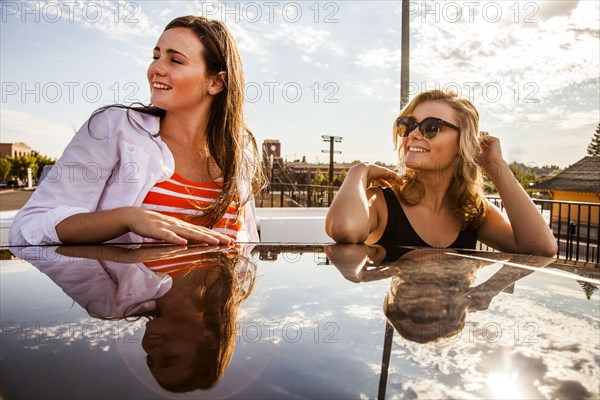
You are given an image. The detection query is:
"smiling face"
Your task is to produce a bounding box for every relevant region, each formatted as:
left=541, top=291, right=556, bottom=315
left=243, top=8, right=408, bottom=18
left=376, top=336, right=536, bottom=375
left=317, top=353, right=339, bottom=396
left=140, top=263, right=239, bottom=391
left=142, top=312, right=216, bottom=389
left=147, top=27, right=216, bottom=114
left=401, top=100, right=461, bottom=173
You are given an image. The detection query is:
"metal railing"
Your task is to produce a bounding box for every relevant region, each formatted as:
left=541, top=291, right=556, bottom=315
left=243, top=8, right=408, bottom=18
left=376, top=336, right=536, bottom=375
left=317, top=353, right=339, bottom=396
left=257, top=185, right=599, bottom=264
left=486, top=196, right=599, bottom=264
left=257, top=183, right=340, bottom=207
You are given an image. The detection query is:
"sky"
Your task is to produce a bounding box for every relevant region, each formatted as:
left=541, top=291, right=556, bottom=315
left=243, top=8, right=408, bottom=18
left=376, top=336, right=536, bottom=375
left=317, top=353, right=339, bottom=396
left=1, top=0, right=598, bottom=169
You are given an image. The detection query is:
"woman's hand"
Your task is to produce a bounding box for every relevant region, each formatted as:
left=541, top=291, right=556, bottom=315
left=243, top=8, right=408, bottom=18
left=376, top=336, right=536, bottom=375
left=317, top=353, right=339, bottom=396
left=476, top=132, right=558, bottom=257
left=57, top=243, right=224, bottom=263
left=124, top=207, right=233, bottom=246
left=477, top=132, right=507, bottom=178
left=56, top=207, right=235, bottom=245
left=365, top=164, right=403, bottom=188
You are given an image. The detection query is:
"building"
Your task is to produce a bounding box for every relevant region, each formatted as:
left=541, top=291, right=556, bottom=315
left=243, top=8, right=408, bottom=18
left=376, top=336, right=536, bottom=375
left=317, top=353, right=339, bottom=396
left=0, top=142, right=32, bottom=158
left=532, top=156, right=600, bottom=239
left=262, top=139, right=283, bottom=182
left=285, top=161, right=360, bottom=184
left=533, top=156, right=600, bottom=202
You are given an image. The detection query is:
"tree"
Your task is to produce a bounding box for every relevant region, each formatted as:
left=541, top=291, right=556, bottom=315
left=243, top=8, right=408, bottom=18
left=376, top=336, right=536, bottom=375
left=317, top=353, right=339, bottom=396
left=587, top=123, right=600, bottom=156
left=509, top=162, right=538, bottom=189
left=0, top=158, right=11, bottom=182
left=333, top=169, right=347, bottom=187
left=31, top=151, right=56, bottom=180
left=9, top=154, right=37, bottom=182
left=312, top=169, right=328, bottom=186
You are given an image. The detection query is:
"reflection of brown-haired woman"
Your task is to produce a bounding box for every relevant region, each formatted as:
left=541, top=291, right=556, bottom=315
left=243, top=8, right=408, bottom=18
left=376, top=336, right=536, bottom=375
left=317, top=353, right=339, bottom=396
left=23, top=244, right=256, bottom=392
left=140, top=250, right=255, bottom=391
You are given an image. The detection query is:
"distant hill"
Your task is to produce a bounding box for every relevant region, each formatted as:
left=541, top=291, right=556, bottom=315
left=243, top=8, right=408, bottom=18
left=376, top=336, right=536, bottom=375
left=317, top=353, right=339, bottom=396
left=509, top=162, right=563, bottom=177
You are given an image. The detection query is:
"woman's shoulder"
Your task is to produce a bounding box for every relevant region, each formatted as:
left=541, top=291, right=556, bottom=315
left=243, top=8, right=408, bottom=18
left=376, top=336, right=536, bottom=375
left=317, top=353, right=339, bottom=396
left=89, top=106, right=160, bottom=137
left=370, top=185, right=397, bottom=204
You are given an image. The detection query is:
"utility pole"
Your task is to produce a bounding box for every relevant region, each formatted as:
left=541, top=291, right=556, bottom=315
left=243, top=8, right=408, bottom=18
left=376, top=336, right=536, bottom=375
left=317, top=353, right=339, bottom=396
left=321, top=135, right=342, bottom=185
left=321, top=135, right=342, bottom=206
left=379, top=3, right=410, bottom=396
left=400, top=0, right=410, bottom=108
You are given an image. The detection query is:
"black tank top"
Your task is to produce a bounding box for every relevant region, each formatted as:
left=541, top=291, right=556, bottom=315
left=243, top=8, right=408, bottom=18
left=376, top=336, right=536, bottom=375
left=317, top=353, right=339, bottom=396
left=376, top=187, right=478, bottom=249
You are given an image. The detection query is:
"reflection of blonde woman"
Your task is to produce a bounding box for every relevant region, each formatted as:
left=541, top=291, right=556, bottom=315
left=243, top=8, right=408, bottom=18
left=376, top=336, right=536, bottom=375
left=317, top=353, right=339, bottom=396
left=325, top=244, right=541, bottom=344
left=326, top=90, right=556, bottom=257
left=382, top=249, right=535, bottom=344
left=383, top=255, right=478, bottom=344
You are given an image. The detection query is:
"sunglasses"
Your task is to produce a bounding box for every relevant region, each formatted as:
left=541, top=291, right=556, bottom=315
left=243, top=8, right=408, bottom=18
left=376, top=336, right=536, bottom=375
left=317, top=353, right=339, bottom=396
left=396, top=116, right=460, bottom=140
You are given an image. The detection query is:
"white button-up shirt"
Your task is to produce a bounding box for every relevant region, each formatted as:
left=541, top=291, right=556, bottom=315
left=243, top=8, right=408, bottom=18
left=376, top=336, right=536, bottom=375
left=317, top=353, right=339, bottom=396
left=9, top=108, right=258, bottom=245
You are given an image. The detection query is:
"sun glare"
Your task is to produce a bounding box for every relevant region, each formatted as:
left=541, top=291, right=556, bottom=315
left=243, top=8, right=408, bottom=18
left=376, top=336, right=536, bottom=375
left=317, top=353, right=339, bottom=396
left=485, top=372, right=522, bottom=399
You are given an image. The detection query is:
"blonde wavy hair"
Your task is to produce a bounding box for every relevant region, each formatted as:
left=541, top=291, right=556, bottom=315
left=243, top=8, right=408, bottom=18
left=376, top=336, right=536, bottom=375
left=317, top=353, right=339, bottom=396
left=392, top=89, right=487, bottom=230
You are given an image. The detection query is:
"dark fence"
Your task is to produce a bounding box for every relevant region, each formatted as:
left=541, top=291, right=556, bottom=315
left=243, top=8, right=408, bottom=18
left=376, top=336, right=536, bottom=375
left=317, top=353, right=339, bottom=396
left=486, top=196, right=599, bottom=264
left=257, top=184, right=599, bottom=264
left=257, top=183, right=340, bottom=207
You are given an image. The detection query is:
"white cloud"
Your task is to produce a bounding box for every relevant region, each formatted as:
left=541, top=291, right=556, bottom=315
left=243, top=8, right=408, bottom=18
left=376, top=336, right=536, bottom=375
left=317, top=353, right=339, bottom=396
left=159, top=8, right=175, bottom=18
left=537, top=0, right=580, bottom=20
left=343, top=304, right=381, bottom=320
left=227, top=23, right=270, bottom=55
left=389, top=288, right=600, bottom=399
left=268, top=24, right=345, bottom=56
left=408, top=1, right=599, bottom=106
left=0, top=109, right=75, bottom=158
left=66, top=1, right=162, bottom=40
left=354, top=48, right=401, bottom=69
left=554, top=110, right=599, bottom=130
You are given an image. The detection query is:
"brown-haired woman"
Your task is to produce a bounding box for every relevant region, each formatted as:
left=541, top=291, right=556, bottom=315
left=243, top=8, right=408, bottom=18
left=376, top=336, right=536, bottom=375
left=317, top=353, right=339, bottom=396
left=10, top=16, right=265, bottom=246
left=326, top=89, right=557, bottom=256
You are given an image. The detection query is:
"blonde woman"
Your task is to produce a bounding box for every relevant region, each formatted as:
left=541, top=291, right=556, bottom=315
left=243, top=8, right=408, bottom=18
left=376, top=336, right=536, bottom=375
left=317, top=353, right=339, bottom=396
left=326, top=90, right=557, bottom=256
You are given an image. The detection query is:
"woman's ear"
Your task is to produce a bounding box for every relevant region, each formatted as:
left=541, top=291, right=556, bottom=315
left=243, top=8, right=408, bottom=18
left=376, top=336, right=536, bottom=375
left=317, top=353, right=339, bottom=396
left=208, top=71, right=227, bottom=96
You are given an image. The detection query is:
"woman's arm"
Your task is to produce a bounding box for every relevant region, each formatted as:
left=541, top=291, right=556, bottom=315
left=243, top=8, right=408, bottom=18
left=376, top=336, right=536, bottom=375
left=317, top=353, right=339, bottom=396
left=9, top=108, right=232, bottom=246
left=477, top=134, right=557, bottom=257
left=56, top=207, right=233, bottom=245
left=325, top=163, right=401, bottom=243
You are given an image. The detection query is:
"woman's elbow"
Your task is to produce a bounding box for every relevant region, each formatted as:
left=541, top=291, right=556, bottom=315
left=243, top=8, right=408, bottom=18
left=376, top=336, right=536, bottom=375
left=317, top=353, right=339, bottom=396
left=325, top=217, right=367, bottom=244
left=538, top=240, right=558, bottom=258
left=518, top=239, right=558, bottom=257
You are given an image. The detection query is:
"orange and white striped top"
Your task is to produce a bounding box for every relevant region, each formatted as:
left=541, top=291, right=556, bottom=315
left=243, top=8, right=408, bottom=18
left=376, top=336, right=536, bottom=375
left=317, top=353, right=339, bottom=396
left=144, top=254, right=211, bottom=277
left=143, top=248, right=239, bottom=277
left=141, top=173, right=244, bottom=240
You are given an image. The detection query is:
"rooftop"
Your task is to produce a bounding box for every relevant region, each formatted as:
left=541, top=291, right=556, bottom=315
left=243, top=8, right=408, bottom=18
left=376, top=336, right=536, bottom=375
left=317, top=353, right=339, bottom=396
left=532, top=156, right=600, bottom=193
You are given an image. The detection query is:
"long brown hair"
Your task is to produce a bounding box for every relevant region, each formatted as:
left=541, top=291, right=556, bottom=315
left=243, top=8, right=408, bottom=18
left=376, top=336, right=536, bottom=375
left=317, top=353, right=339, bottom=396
left=392, top=89, right=487, bottom=230
left=92, top=16, right=266, bottom=228
left=159, top=250, right=256, bottom=392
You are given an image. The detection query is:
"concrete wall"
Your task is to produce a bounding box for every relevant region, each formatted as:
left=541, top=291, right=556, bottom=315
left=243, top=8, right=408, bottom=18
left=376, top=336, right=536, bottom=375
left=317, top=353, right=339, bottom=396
left=255, top=207, right=331, bottom=243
